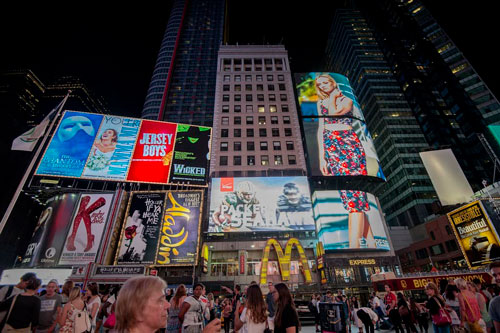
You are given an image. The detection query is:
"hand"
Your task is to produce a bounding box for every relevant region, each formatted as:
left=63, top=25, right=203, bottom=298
left=203, top=319, right=221, bottom=333
left=320, top=158, right=328, bottom=175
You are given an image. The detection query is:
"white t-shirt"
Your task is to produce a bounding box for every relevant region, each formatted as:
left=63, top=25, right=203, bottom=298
left=240, top=308, right=266, bottom=333
left=183, top=296, right=204, bottom=327
left=373, top=296, right=381, bottom=308
left=88, top=296, right=102, bottom=326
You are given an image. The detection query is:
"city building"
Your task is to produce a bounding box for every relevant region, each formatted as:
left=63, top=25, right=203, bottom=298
left=141, top=0, right=225, bottom=126
left=210, top=45, right=307, bottom=178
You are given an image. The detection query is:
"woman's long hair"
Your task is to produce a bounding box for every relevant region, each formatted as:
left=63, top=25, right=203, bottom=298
left=171, top=284, right=187, bottom=309
left=274, top=283, right=300, bottom=330
left=315, top=74, right=338, bottom=100
left=245, top=284, right=267, bottom=324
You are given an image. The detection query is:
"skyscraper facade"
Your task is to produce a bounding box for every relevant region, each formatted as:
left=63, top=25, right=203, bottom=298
left=141, top=0, right=225, bottom=126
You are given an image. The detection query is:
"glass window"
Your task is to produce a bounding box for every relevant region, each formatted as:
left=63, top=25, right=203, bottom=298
left=257, top=94, right=265, bottom=101
left=221, top=129, right=228, bottom=137
left=247, top=156, right=255, bottom=166
left=246, top=116, right=254, bottom=125
left=269, top=94, right=276, bottom=101
left=234, top=105, right=241, bottom=113
left=223, top=75, right=230, bottom=82
left=234, top=129, right=241, bottom=137
left=220, top=156, right=228, bottom=166
left=246, top=95, right=253, bottom=102
left=234, top=142, right=241, bottom=151
left=280, top=94, right=287, bottom=101
left=234, top=59, right=241, bottom=65
left=235, top=75, right=241, bottom=82
left=279, top=84, right=286, bottom=91
left=220, top=142, right=228, bottom=151
left=246, top=105, right=254, bottom=113
left=221, top=117, right=229, bottom=125
left=288, top=155, right=296, bottom=165
left=278, top=75, right=284, bottom=81
left=284, top=128, right=292, bottom=136
left=271, top=116, right=278, bottom=124
left=258, top=116, right=266, bottom=125
left=246, top=84, right=252, bottom=91
left=247, top=142, right=255, bottom=151
left=223, top=95, right=230, bottom=102
left=257, top=84, right=264, bottom=91
left=259, top=128, right=267, bottom=137
left=222, top=105, right=229, bottom=113
left=282, top=105, right=289, bottom=112
left=256, top=75, right=263, bottom=82
left=272, top=128, right=280, bottom=137
left=258, top=105, right=265, bottom=113
left=274, top=155, right=283, bottom=165
left=245, top=75, right=252, bottom=82
left=234, top=84, right=241, bottom=91
left=283, top=116, right=290, bottom=124
left=260, top=142, right=268, bottom=150
left=246, top=128, right=254, bottom=137
left=233, top=156, right=241, bottom=166
left=273, top=141, right=281, bottom=150
left=286, top=141, right=294, bottom=150
left=267, top=75, right=274, bottom=81
left=255, top=59, right=262, bottom=65
left=268, top=84, right=275, bottom=91
left=261, top=155, right=269, bottom=165
left=223, top=85, right=230, bottom=91
left=270, top=105, right=277, bottom=113
left=234, top=95, right=241, bottom=102
left=234, top=117, right=241, bottom=125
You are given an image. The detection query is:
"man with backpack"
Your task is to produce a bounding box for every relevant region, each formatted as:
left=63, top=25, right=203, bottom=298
left=0, top=272, right=37, bottom=328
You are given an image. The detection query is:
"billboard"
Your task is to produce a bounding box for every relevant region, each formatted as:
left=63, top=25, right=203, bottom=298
left=58, top=193, right=115, bottom=265
left=35, top=111, right=211, bottom=186
left=208, top=177, right=315, bottom=232
left=115, top=191, right=203, bottom=266
left=312, top=190, right=390, bottom=251
left=447, top=201, right=500, bottom=268
left=116, top=192, right=166, bottom=265
left=295, top=73, right=385, bottom=180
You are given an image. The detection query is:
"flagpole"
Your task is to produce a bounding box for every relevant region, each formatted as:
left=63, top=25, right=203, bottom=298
left=0, top=91, right=72, bottom=236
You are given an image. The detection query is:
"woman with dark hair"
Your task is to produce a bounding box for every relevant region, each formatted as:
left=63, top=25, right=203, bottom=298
left=0, top=277, right=41, bottom=331
left=87, top=283, right=101, bottom=332
left=409, top=297, right=428, bottom=333
left=234, top=284, right=267, bottom=332
left=425, top=282, right=451, bottom=333
left=167, top=284, right=187, bottom=333
left=273, top=283, right=300, bottom=333
left=397, top=292, right=417, bottom=333
left=61, top=280, right=74, bottom=306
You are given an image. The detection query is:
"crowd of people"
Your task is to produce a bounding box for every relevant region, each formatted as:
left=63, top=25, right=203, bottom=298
left=2, top=263, right=500, bottom=332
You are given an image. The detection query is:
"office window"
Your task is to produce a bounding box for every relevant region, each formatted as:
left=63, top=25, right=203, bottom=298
left=222, top=105, right=229, bottom=113
left=270, top=105, right=277, bottom=113
left=259, top=128, right=267, bottom=137
left=247, top=142, right=255, bottom=151
left=273, top=141, right=281, bottom=150
left=257, top=94, right=265, bottom=101
left=246, top=128, right=254, bottom=137
left=288, top=155, right=297, bottom=165
left=275, top=59, right=283, bottom=64
left=257, top=84, right=264, bottom=91
left=234, top=142, right=242, bottom=151
left=246, top=105, right=254, bottom=113
left=247, top=156, right=255, bottom=166
left=258, top=116, right=266, bottom=125
left=223, top=85, right=230, bottom=91
left=280, top=94, right=287, bottom=101
left=269, top=94, right=276, bottom=101
left=256, top=75, right=263, bottom=81
left=246, top=95, right=253, bottom=102
left=271, top=116, right=278, bottom=124
left=258, top=105, right=265, bottom=113
left=282, top=105, right=289, bottom=112
left=234, top=129, right=241, bottom=137
left=284, top=128, right=292, bottom=136
left=234, top=156, right=242, bottom=166
left=234, top=117, right=241, bottom=125
left=278, top=75, right=284, bottom=81
left=234, top=75, right=241, bottom=81
left=246, top=116, right=254, bottom=125
left=267, top=75, right=274, bottom=81
left=221, top=117, right=229, bottom=125
left=260, top=142, right=268, bottom=150
left=223, top=95, right=230, bottom=102
left=234, top=95, right=241, bottom=102
left=221, top=129, right=228, bottom=137
left=283, top=116, right=290, bottom=124
left=220, top=156, right=228, bottom=166
left=255, top=59, right=262, bottom=65
left=279, top=84, right=286, bottom=91
left=274, top=155, right=283, bottom=165
left=223, top=75, right=230, bottom=82
left=245, top=75, right=252, bottom=82
left=272, top=128, right=280, bottom=137
left=234, top=105, right=241, bottom=113
left=261, top=155, right=269, bottom=166
left=234, top=59, right=241, bottom=65
left=220, top=142, right=228, bottom=151
left=268, top=84, right=275, bottom=91
left=234, top=84, right=241, bottom=91
left=245, top=84, right=252, bottom=91
left=286, top=141, right=294, bottom=150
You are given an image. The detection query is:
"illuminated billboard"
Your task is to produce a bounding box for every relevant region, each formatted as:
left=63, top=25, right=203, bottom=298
left=115, top=190, right=203, bottom=266
left=312, top=190, right=390, bottom=251
left=295, top=73, right=385, bottom=180
left=35, top=111, right=211, bottom=186
left=208, top=177, right=315, bottom=233
left=447, top=201, right=500, bottom=269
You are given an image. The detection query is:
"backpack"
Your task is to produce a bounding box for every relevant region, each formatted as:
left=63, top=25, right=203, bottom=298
left=72, top=304, right=92, bottom=333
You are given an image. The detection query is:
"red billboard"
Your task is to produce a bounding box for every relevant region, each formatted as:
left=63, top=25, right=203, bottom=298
left=126, top=120, right=177, bottom=184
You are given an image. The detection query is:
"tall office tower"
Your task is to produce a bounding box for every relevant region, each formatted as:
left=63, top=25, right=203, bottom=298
left=325, top=10, right=437, bottom=227
left=141, top=0, right=225, bottom=126
left=210, top=45, right=307, bottom=178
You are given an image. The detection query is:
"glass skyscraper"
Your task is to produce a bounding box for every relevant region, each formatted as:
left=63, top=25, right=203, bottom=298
left=141, top=0, right=225, bottom=126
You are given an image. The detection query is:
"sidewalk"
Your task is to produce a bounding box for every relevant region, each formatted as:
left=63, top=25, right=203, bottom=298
left=300, top=324, right=435, bottom=333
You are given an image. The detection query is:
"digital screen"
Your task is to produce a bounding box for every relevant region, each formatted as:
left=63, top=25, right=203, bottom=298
left=208, top=177, right=315, bottom=232
left=312, top=190, right=390, bottom=251
left=35, top=111, right=211, bottom=186
left=447, top=201, right=500, bottom=268
left=295, top=73, right=385, bottom=180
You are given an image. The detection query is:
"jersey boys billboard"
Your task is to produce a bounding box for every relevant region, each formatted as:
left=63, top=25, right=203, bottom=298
left=208, top=177, right=315, bottom=233
left=295, top=73, right=385, bottom=181
left=36, top=111, right=211, bottom=186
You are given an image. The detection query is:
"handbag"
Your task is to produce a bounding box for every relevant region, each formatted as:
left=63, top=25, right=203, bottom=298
left=103, top=312, right=116, bottom=329
left=398, top=302, right=409, bottom=317
left=431, top=297, right=451, bottom=327
left=2, top=295, right=31, bottom=333
left=463, top=296, right=483, bottom=333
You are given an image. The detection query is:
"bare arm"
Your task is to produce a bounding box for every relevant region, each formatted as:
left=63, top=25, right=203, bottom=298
left=178, top=302, right=191, bottom=323
left=286, top=327, right=297, bottom=333
left=333, top=95, right=353, bottom=116
left=494, top=321, right=500, bottom=333
left=234, top=302, right=243, bottom=331
left=59, top=303, right=70, bottom=327
left=91, top=302, right=99, bottom=320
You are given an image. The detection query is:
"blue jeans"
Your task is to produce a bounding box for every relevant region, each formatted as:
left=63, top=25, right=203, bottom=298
left=432, top=323, right=450, bottom=333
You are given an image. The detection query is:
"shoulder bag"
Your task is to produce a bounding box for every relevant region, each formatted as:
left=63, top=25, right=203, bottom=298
left=430, top=296, right=451, bottom=327
left=2, top=294, right=31, bottom=333
left=398, top=301, right=409, bottom=317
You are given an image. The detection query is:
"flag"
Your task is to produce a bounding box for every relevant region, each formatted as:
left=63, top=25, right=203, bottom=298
left=11, top=108, right=57, bottom=151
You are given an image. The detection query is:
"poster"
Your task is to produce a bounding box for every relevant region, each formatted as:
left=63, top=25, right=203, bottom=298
left=447, top=201, right=500, bottom=268
left=126, top=120, right=177, bottom=184
left=116, top=192, right=166, bottom=265
left=295, top=72, right=385, bottom=181
left=36, top=111, right=103, bottom=177
left=58, top=193, right=114, bottom=265
left=168, top=125, right=211, bottom=185
left=36, top=193, right=81, bottom=267
left=82, top=116, right=141, bottom=180
left=312, top=190, right=390, bottom=251
left=209, top=177, right=315, bottom=232
left=156, top=191, right=203, bottom=265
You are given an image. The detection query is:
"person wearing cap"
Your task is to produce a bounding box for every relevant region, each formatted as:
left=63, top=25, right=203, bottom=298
left=0, top=272, right=37, bottom=325
left=37, top=279, right=62, bottom=332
